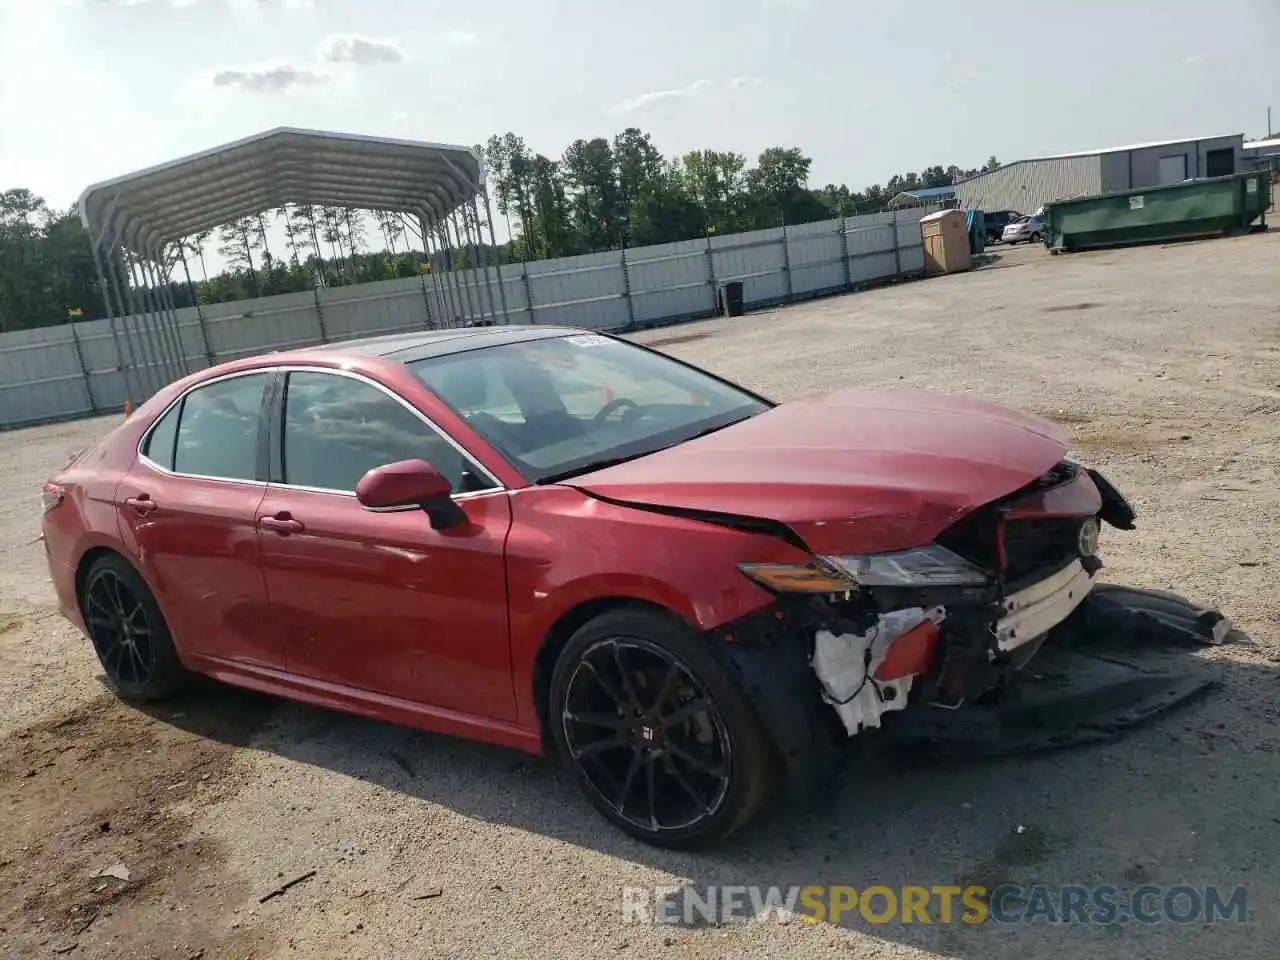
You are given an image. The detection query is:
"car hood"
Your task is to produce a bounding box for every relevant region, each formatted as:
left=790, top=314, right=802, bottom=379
left=569, top=389, right=1069, bottom=555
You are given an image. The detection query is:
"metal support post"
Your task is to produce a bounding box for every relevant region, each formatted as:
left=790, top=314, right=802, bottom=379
left=482, top=188, right=513, bottom=325
left=66, top=319, right=96, bottom=413
left=178, top=249, right=216, bottom=366
left=89, top=241, right=141, bottom=406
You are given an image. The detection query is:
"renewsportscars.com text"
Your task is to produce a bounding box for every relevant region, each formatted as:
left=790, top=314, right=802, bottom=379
left=621, top=884, right=1249, bottom=926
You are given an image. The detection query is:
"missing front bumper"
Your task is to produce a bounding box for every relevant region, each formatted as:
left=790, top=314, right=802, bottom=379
left=883, top=584, right=1231, bottom=757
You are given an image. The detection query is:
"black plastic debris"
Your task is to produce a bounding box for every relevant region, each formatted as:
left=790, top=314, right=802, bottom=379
left=885, top=585, right=1229, bottom=758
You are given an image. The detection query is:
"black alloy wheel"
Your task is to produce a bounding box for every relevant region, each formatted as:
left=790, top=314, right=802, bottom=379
left=549, top=608, right=778, bottom=847
left=81, top=554, right=187, bottom=701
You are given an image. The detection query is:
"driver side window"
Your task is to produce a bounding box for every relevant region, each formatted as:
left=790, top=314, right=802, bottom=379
left=279, top=371, right=491, bottom=494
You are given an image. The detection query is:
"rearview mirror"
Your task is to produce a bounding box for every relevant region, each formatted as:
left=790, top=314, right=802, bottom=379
left=355, top=459, right=465, bottom=529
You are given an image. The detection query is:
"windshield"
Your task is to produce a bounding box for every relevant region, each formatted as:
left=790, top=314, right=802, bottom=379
left=409, top=333, right=771, bottom=483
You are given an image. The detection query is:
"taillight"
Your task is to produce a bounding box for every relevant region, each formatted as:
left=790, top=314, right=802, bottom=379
left=41, top=482, right=65, bottom=514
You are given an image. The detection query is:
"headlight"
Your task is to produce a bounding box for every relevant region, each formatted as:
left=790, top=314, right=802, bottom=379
left=737, top=562, right=854, bottom=593
left=823, top=544, right=988, bottom=587
left=738, top=544, right=989, bottom=594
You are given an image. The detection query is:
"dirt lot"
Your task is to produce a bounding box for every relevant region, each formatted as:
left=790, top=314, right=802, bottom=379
left=2, top=236, right=1278, bottom=959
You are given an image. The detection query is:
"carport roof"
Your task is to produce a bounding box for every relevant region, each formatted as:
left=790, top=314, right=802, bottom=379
left=78, top=127, right=485, bottom=260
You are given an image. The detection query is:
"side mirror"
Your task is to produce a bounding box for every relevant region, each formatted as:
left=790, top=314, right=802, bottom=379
left=355, top=459, right=465, bottom=530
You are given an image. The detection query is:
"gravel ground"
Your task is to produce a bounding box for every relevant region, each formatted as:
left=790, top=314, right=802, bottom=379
left=2, top=235, right=1278, bottom=959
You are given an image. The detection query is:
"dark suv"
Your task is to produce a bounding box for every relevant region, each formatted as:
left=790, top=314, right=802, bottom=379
left=982, top=210, right=1021, bottom=244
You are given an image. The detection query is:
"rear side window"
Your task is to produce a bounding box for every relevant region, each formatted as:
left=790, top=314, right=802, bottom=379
left=143, top=373, right=270, bottom=481
left=142, top=403, right=181, bottom=470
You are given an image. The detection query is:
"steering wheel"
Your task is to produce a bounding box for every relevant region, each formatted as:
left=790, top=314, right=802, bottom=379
left=593, top=397, right=640, bottom=423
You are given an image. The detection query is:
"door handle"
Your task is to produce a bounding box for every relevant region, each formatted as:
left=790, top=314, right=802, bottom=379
left=125, top=495, right=157, bottom=515
left=260, top=515, right=305, bottom=534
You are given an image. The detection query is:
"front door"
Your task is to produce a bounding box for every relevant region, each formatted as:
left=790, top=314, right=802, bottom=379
left=255, top=368, right=517, bottom=721
left=116, top=370, right=284, bottom=669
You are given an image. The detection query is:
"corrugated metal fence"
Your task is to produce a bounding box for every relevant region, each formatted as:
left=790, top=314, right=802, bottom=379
left=0, top=206, right=940, bottom=429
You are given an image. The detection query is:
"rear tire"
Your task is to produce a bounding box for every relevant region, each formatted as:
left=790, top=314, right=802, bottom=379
left=81, top=554, right=188, bottom=702
left=1030, top=231, right=1042, bottom=243
left=548, top=608, right=779, bottom=848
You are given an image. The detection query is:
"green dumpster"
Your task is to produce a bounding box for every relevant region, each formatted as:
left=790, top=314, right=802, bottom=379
left=1042, top=172, right=1271, bottom=253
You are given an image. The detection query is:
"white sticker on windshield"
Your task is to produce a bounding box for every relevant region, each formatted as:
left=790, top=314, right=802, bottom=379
left=565, top=334, right=610, bottom=347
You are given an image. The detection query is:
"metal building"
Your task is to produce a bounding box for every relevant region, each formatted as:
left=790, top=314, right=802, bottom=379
left=955, top=134, right=1245, bottom=215
left=1242, top=136, right=1280, bottom=176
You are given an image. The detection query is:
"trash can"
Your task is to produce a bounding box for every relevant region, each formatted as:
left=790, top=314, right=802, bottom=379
left=718, top=281, right=745, bottom=317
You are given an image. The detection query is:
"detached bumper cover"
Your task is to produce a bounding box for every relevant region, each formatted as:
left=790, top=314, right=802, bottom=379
left=885, top=583, right=1231, bottom=757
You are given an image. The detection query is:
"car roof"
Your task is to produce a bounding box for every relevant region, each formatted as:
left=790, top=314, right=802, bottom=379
left=278, top=324, right=586, bottom=364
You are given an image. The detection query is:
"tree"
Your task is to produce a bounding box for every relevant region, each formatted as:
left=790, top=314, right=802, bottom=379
left=188, top=229, right=213, bottom=282
left=743, top=147, right=828, bottom=227
left=529, top=155, right=577, bottom=258
left=485, top=133, right=538, bottom=260
left=628, top=167, right=706, bottom=247
left=678, top=150, right=748, bottom=234
left=814, top=183, right=856, bottom=218
left=317, top=206, right=346, bottom=279
left=275, top=207, right=302, bottom=267
left=561, top=137, right=625, bottom=250
left=612, top=128, right=664, bottom=244
left=372, top=210, right=406, bottom=254
left=216, top=217, right=261, bottom=295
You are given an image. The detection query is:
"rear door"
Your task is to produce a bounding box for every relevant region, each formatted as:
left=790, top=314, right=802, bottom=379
left=254, top=368, right=516, bottom=720
left=116, top=370, right=284, bottom=669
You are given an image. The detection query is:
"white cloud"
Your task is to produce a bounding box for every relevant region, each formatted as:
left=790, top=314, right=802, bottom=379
left=608, top=79, right=714, bottom=115
left=608, top=77, right=763, bottom=115
left=947, top=71, right=988, bottom=90
left=228, top=0, right=315, bottom=9
left=210, top=62, right=329, bottom=92
left=318, top=33, right=406, bottom=65
left=391, top=109, right=410, bottom=121
left=1184, top=53, right=1207, bottom=66
left=444, top=29, right=477, bottom=45
left=96, top=0, right=311, bottom=6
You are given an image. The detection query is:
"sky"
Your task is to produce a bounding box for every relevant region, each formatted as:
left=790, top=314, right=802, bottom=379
left=1, top=0, right=1277, bottom=239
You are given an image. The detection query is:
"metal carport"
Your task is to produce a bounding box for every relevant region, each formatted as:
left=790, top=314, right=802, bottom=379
left=78, top=127, right=510, bottom=403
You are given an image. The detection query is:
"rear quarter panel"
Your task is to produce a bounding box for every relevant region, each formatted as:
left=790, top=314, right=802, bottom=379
left=41, top=392, right=183, bottom=626
left=42, top=464, right=132, bottom=630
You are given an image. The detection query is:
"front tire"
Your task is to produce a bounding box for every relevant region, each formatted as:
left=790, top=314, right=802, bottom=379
left=81, top=553, right=188, bottom=701
left=548, top=608, right=778, bottom=848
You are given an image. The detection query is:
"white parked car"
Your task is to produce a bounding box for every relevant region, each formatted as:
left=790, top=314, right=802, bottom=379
left=1002, top=214, right=1045, bottom=244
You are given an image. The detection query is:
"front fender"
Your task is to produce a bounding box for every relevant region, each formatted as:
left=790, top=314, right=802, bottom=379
left=504, top=485, right=808, bottom=726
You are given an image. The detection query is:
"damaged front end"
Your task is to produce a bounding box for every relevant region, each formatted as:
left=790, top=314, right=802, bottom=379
left=714, top=461, right=1230, bottom=779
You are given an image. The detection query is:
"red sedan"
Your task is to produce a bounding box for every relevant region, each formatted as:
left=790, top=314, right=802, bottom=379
left=40, top=326, right=1207, bottom=847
